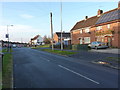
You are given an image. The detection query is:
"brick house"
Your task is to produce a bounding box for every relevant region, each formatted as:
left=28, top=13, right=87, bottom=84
left=70, top=15, right=100, bottom=45
left=71, top=2, right=120, bottom=48
left=94, top=3, right=120, bottom=48
left=53, top=32, right=71, bottom=45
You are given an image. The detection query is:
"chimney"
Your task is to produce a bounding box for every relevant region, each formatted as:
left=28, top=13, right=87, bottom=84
left=118, top=1, right=120, bottom=8
left=97, top=9, right=103, bottom=16
left=85, top=16, right=88, bottom=20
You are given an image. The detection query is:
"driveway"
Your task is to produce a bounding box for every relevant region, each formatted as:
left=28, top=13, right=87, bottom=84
left=12, top=48, right=118, bottom=88
left=69, top=50, right=119, bottom=62
left=89, top=48, right=120, bottom=54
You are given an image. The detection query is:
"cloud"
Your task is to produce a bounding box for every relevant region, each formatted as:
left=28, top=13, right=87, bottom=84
left=20, top=14, right=34, bottom=19
left=0, top=24, right=44, bottom=43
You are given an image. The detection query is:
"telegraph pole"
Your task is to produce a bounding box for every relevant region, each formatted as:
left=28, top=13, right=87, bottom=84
left=50, top=12, right=54, bottom=50
left=60, top=2, right=63, bottom=50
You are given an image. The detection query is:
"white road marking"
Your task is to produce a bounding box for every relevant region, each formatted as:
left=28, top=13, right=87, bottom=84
left=58, top=65, right=100, bottom=84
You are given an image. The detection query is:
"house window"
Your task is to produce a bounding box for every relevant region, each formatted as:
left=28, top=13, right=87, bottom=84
left=80, top=30, right=82, bottom=34
left=84, top=37, right=90, bottom=43
left=107, top=24, right=110, bottom=29
left=85, top=28, right=90, bottom=33
left=37, top=39, right=39, bottom=43
left=96, top=26, right=102, bottom=30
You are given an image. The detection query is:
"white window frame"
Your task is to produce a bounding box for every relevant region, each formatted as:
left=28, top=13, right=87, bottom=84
left=85, top=28, right=90, bottom=33
left=84, top=37, right=90, bottom=44
left=96, top=26, right=102, bottom=30
left=80, top=30, right=82, bottom=34
left=107, top=24, right=110, bottom=29
left=79, top=38, right=83, bottom=44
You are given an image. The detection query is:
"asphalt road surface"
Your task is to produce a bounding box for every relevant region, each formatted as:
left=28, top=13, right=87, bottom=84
left=12, top=48, right=118, bottom=88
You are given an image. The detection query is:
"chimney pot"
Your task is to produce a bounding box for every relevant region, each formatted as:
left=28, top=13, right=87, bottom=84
left=118, top=1, right=120, bottom=8
left=97, top=9, right=103, bottom=16
left=85, top=16, right=88, bottom=20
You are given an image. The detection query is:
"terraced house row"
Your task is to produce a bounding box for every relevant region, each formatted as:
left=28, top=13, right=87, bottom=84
left=70, top=1, right=120, bottom=48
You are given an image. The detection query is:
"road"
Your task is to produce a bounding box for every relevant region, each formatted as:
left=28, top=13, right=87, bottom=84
left=13, top=48, right=118, bottom=88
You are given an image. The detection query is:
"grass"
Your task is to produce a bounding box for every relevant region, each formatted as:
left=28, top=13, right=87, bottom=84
left=0, top=72, right=2, bottom=89
left=41, top=49, right=77, bottom=56
left=31, top=44, right=50, bottom=49
left=105, top=57, right=120, bottom=63
left=2, top=48, right=13, bottom=89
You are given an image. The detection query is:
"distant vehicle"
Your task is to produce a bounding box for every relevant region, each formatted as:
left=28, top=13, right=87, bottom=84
left=17, top=45, right=22, bottom=48
left=88, top=41, right=108, bottom=49
left=12, top=44, right=17, bottom=48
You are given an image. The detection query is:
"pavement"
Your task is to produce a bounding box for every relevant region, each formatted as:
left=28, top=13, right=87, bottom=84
left=12, top=47, right=118, bottom=88
left=89, top=48, right=120, bottom=54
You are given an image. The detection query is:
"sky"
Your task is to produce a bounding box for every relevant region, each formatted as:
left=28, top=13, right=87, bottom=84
left=0, top=0, right=119, bottom=43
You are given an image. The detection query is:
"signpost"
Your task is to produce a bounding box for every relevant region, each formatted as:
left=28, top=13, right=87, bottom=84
left=6, top=25, right=13, bottom=52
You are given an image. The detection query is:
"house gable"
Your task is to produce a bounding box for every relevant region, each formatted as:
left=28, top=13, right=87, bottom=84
left=71, top=16, right=99, bottom=31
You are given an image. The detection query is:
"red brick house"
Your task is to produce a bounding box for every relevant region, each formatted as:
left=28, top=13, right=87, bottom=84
left=71, top=2, right=120, bottom=48
left=95, top=3, right=120, bottom=48
left=53, top=32, right=71, bottom=45
left=70, top=15, right=100, bottom=45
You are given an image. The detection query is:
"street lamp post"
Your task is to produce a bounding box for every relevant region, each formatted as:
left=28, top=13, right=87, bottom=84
left=6, top=25, right=13, bottom=52
left=60, top=2, right=63, bottom=50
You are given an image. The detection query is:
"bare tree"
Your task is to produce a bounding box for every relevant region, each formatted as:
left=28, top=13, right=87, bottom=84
left=43, top=35, right=51, bottom=44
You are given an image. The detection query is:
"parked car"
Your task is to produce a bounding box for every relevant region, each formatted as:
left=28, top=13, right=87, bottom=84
left=12, top=44, right=17, bottom=48
left=88, top=41, right=108, bottom=49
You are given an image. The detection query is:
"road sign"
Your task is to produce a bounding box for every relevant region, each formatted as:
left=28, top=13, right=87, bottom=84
left=6, top=34, right=9, bottom=38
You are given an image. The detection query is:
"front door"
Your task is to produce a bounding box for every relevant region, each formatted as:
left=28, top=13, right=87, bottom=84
left=108, top=37, right=112, bottom=47
left=80, top=38, right=82, bottom=44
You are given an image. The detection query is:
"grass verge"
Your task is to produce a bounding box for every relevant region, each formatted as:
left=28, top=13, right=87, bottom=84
left=0, top=72, right=2, bottom=89
left=2, top=49, right=13, bottom=89
left=31, top=44, right=50, bottom=49
left=41, top=49, right=77, bottom=56
left=105, top=57, right=120, bottom=63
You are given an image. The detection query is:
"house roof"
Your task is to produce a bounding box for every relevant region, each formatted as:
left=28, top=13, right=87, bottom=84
left=31, top=35, right=40, bottom=40
left=71, top=16, right=99, bottom=31
left=71, top=20, right=84, bottom=31
left=55, top=32, right=70, bottom=37
left=96, top=8, right=120, bottom=25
